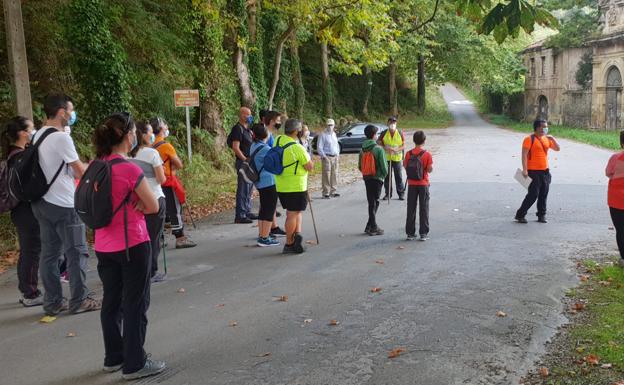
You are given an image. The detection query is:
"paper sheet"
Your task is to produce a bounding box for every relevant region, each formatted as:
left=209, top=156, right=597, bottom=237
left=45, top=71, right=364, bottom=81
left=514, top=168, right=532, bottom=189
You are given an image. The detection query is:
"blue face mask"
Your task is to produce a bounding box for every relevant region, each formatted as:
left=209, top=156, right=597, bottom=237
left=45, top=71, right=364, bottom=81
left=68, top=111, right=77, bottom=126
left=131, top=134, right=138, bottom=150
left=149, top=133, right=155, bottom=144
left=246, top=115, right=254, bottom=126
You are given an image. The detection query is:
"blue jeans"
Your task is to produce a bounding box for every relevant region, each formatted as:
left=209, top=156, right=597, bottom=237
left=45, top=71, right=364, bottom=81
left=235, top=159, right=253, bottom=219
left=31, top=200, right=89, bottom=313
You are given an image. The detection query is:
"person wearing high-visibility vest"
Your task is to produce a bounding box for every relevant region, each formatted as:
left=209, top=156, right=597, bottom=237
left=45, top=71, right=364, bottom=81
left=378, top=116, right=405, bottom=200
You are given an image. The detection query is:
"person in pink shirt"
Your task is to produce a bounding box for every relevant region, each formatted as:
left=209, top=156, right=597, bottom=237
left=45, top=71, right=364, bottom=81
left=93, top=113, right=166, bottom=380
left=606, top=131, right=624, bottom=267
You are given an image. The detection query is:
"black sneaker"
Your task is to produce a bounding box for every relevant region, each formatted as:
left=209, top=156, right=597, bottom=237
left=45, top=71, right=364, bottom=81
left=515, top=216, right=528, bottom=224
left=398, top=195, right=405, bottom=201
left=406, top=234, right=417, bottom=241
left=235, top=217, right=253, bottom=224
left=331, top=193, right=341, bottom=197
left=293, top=233, right=306, bottom=253
left=283, top=244, right=298, bottom=254
left=537, top=216, right=548, bottom=223
left=270, top=227, right=287, bottom=237
left=368, top=227, right=384, bottom=236
left=248, top=213, right=259, bottom=220
left=323, top=194, right=330, bottom=199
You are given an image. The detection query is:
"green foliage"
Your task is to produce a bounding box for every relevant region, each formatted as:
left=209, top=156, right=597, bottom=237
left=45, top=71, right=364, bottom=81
left=576, top=52, right=594, bottom=89
left=65, top=0, right=131, bottom=124
left=545, top=8, right=599, bottom=49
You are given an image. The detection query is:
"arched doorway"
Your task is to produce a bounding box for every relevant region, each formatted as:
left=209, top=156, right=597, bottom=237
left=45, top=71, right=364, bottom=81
left=537, top=95, right=549, bottom=120
left=606, top=66, right=622, bottom=130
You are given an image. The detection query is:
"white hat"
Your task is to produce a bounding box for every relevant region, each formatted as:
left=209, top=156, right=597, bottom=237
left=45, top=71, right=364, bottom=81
left=326, top=118, right=335, bottom=126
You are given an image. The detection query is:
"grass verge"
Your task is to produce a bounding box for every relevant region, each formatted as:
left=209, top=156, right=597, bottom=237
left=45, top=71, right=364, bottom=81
left=523, top=256, right=624, bottom=385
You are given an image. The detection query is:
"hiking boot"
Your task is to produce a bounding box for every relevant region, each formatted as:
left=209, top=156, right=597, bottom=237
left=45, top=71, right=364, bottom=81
left=283, top=244, right=298, bottom=254
left=175, top=236, right=197, bottom=249
left=331, top=193, right=341, bottom=197
left=19, top=294, right=43, bottom=307
left=103, top=363, right=124, bottom=373
left=537, top=216, right=548, bottom=223
left=235, top=217, right=253, bottom=224
left=292, top=233, right=306, bottom=253
left=398, top=194, right=405, bottom=201
left=270, top=227, right=287, bottom=237
left=368, top=227, right=384, bottom=236
left=45, top=299, right=69, bottom=316
left=419, top=234, right=429, bottom=241
left=257, top=237, right=280, bottom=247
left=151, top=273, right=167, bottom=283
left=406, top=234, right=417, bottom=241
left=71, top=296, right=102, bottom=314
left=323, top=194, right=330, bottom=199
left=515, top=216, right=528, bottom=224
left=122, top=358, right=166, bottom=380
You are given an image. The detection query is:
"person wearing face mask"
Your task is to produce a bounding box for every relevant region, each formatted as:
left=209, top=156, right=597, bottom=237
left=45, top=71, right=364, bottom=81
left=265, top=110, right=282, bottom=148
left=1, top=116, right=42, bottom=306
left=378, top=116, right=405, bottom=200
left=299, top=124, right=313, bottom=158
left=150, top=117, right=196, bottom=249
left=131, top=121, right=167, bottom=281
left=515, top=119, right=560, bottom=224
left=64, top=110, right=77, bottom=134
left=228, top=107, right=258, bottom=223
left=30, top=94, right=101, bottom=316
left=317, top=119, right=340, bottom=199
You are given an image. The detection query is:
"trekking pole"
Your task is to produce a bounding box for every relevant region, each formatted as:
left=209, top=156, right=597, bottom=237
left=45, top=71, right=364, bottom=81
left=184, top=204, right=197, bottom=229
left=388, top=161, right=392, bottom=204
left=307, top=191, right=320, bottom=245
left=161, top=231, right=168, bottom=275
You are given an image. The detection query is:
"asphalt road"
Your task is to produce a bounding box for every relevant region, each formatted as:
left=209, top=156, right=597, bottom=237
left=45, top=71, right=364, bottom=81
left=0, top=84, right=617, bottom=385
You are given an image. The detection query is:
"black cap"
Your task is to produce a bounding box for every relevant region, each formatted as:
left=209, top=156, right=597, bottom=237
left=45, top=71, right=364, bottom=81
left=388, top=116, right=397, bottom=122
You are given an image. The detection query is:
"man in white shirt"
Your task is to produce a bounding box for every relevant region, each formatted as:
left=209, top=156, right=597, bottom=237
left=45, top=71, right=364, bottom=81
left=30, top=94, right=101, bottom=316
left=316, top=119, right=340, bottom=199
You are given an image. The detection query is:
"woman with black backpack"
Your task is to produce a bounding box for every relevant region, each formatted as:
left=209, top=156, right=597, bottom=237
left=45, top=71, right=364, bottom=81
left=92, top=113, right=165, bottom=380
left=1, top=116, right=42, bottom=307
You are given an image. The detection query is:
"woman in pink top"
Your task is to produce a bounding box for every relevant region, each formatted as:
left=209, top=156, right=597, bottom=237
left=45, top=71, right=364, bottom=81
left=606, top=131, right=624, bottom=268
left=93, top=113, right=166, bottom=380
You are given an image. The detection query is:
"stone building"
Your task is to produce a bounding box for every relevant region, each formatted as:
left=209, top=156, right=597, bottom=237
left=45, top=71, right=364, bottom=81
left=522, top=0, right=624, bottom=129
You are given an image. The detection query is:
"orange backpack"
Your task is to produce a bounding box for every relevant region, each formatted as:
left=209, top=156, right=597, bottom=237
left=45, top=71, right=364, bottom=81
left=360, top=151, right=377, bottom=176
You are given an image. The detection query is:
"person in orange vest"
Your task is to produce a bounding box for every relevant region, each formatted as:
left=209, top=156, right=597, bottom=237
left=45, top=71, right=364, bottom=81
left=606, top=131, right=624, bottom=267
left=515, top=119, right=560, bottom=224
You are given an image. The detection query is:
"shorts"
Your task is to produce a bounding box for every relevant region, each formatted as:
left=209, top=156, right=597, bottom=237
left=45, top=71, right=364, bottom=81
left=278, top=191, right=308, bottom=212
left=258, top=185, right=278, bottom=221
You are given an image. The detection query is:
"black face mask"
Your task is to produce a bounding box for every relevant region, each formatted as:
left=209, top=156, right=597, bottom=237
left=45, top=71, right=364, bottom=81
left=274, top=123, right=282, bottom=130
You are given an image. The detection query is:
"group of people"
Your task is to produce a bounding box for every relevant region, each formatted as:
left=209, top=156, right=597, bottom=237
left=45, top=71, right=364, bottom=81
left=0, top=93, right=205, bottom=380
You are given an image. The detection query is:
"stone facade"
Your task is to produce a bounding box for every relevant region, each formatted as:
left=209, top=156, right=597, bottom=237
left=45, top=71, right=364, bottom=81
left=522, top=0, right=624, bottom=129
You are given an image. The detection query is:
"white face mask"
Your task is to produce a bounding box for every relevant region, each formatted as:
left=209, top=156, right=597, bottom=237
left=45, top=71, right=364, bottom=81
left=389, top=123, right=397, bottom=130
left=542, top=126, right=549, bottom=135
left=163, top=128, right=170, bottom=138
left=64, top=126, right=71, bottom=135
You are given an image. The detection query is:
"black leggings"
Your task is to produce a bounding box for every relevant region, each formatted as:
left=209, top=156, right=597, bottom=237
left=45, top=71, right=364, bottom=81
left=11, top=202, right=41, bottom=299
left=610, top=207, right=624, bottom=259
left=144, top=197, right=166, bottom=276
left=365, top=178, right=383, bottom=230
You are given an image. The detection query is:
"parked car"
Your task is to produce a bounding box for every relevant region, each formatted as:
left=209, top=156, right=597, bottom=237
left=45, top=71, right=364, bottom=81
left=312, top=122, right=389, bottom=154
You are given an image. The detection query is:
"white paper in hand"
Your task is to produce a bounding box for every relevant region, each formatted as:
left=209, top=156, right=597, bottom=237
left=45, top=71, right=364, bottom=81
left=514, top=168, right=532, bottom=189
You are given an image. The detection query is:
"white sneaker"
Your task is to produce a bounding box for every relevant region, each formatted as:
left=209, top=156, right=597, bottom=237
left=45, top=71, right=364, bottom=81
left=19, top=295, right=43, bottom=307
left=419, top=234, right=429, bottom=241
left=122, top=359, right=166, bottom=380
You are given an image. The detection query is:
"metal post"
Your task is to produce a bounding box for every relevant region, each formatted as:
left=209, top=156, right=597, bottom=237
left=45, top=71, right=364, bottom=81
left=186, top=106, right=192, bottom=163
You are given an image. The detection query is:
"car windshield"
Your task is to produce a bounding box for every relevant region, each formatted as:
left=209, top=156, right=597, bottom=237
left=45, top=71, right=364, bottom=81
left=338, top=124, right=366, bottom=135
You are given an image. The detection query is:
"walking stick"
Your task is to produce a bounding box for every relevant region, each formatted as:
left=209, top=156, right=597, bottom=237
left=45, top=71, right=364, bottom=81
left=307, top=191, right=320, bottom=245
left=184, top=204, right=197, bottom=229
left=388, top=161, right=392, bottom=204
left=161, top=231, right=168, bottom=275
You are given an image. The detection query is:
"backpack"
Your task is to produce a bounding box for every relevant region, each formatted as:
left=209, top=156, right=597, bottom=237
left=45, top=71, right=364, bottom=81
left=405, top=150, right=426, bottom=181
left=263, top=136, right=298, bottom=175
left=238, top=145, right=264, bottom=184
left=360, top=150, right=377, bottom=177
left=0, top=149, right=22, bottom=213
left=8, top=128, right=65, bottom=203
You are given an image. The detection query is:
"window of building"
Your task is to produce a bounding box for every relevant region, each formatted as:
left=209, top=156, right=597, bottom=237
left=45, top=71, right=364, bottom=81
left=530, top=58, right=535, bottom=76
left=552, top=54, right=558, bottom=74
left=541, top=56, right=546, bottom=76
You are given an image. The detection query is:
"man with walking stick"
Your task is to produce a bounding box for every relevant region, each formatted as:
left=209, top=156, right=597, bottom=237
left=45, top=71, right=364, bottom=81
left=378, top=116, right=405, bottom=201
left=272, top=119, right=314, bottom=254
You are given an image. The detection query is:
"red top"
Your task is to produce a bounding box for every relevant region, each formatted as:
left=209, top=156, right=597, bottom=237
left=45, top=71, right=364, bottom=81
left=607, top=151, right=624, bottom=210
left=403, top=148, right=433, bottom=186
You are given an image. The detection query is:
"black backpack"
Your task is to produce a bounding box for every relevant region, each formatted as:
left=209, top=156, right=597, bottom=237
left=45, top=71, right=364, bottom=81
left=8, top=128, right=65, bottom=203
left=0, top=149, right=22, bottom=213
left=238, top=145, right=264, bottom=184
left=405, top=150, right=426, bottom=181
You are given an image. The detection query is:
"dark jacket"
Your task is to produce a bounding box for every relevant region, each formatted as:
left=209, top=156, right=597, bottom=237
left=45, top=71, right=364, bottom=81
left=358, top=139, right=388, bottom=182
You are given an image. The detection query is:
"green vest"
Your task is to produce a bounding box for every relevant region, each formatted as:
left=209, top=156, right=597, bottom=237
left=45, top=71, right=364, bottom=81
left=382, top=130, right=403, bottom=162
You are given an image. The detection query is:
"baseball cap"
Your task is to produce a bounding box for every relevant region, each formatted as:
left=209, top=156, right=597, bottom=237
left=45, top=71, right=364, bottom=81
left=388, top=116, right=397, bottom=122
left=326, top=118, right=335, bottom=126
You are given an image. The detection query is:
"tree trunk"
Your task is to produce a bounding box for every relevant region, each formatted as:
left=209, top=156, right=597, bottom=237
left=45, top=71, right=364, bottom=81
left=290, top=34, right=305, bottom=118
left=267, top=23, right=295, bottom=110
left=234, top=46, right=256, bottom=108
left=3, top=0, right=32, bottom=119
left=362, top=65, right=372, bottom=119
left=417, top=54, right=426, bottom=115
left=247, top=0, right=257, bottom=45
left=321, top=42, right=332, bottom=118
left=201, top=83, right=226, bottom=149
left=388, top=61, right=398, bottom=116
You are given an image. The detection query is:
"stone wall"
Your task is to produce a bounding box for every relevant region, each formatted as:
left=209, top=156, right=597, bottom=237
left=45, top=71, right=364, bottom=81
left=562, top=90, right=592, bottom=127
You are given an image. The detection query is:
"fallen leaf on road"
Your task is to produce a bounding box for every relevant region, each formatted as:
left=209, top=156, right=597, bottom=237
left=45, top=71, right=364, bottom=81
left=375, top=260, right=385, bottom=265
left=601, top=363, right=613, bottom=369
left=66, top=332, right=76, bottom=338
left=229, top=321, right=238, bottom=327
left=329, top=320, right=340, bottom=326
left=275, top=295, right=288, bottom=302
left=453, top=208, right=459, bottom=212
left=586, top=354, right=600, bottom=366
left=306, top=240, right=317, bottom=245
left=496, top=311, right=507, bottom=318
left=388, top=348, right=406, bottom=359
left=396, top=246, right=405, bottom=250
left=574, top=303, right=586, bottom=311
left=539, top=367, right=549, bottom=377
left=39, top=316, right=57, bottom=323
left=177, top=288, right=186, bottom=293
left=371, top=287, right=382, bottom=293
left=216, top=303, right=225, bottom=308
left=256, top=352, right=271, bottom=357
left=303, top=319, right=312, bottom=324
